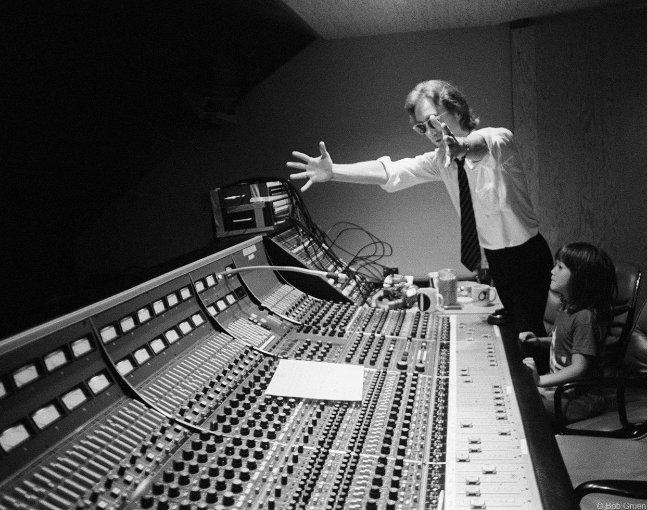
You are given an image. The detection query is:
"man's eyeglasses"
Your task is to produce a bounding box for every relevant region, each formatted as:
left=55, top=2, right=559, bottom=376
left=412, top=111, right=449, bottom=135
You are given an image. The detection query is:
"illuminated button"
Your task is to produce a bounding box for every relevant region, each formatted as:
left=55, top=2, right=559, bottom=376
left=191, top=314, right=204, bottom=326
left=498, top=428, right=511, bottom=436
left=195, top=280, right=206, bottom=293
left=71, top=337, right=92, bottom=358
left=206, top=275, right=216, bottom=287
left=164, top=329, right=180, bottom=344
left=166, top=293, right=179, bottom=307
left=44, top=349, right=69, bottom=372
left=100, top=325, right=118, bottom=344
left=0, top=422, right=31, bottom=452
left=134, top=348, right=151, bottom=365
left=207, top=306, right=217, bottom=316
left=116, top=358, right=135, bottom=376
left=216, top=300, right=226, bottom=311
left=460, top=421, right=473, bottom=428
left=225, top=294, right=236, bottom=305
left=137, top=307, right=152, bottom=323
left=179, top=287, right=192, bottom=301
left=120, top=316, right=136, bottom=333
left=178, top=321, right=193, bottom=335
left=150, top=338, right=166, bottom=354
left=470, top=498, right=486, bottom=509
left=153, top=300, right=166, bottom=315
left=456, top=453, right=470, bottom=462
left=31, top=403, right=62, bottom=429
left=87, top=373, right=111, bottom=395
left=466, top=487, right=481, bottom=497
left=61, top=387, right=88, bottom=411
left=13, top=363, right=39, bottom=388
left=482, top=464, right=497, bottom=474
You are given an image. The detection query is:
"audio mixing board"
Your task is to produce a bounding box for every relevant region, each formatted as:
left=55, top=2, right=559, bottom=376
left=0, top=237, right=575, bottom=509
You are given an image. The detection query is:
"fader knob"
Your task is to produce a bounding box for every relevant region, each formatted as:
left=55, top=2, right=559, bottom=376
left=140, top=495, right=154, bottom=508
left=199, top=474, right=211, bottom=488
left=222, top=491, right=235, bottom=506
left=205, top=488, right=218, bottom=503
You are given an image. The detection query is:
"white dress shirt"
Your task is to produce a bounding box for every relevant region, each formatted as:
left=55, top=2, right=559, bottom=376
left=378, top=127, right=539, bottom=250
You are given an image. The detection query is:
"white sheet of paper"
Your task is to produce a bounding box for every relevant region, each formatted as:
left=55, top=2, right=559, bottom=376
left=265, top=359, right=364, bottom=401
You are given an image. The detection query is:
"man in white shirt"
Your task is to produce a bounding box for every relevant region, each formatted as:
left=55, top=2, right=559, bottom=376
left=288, top=80, right=553, bottom=357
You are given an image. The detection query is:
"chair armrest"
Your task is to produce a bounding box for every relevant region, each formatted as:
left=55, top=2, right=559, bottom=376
left=575, top=479, right=647, bottom=501
left=554, top=376, right=647, bottom=437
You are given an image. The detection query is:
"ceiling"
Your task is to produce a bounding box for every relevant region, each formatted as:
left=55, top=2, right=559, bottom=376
left=277, top=0, right=631, bottom=39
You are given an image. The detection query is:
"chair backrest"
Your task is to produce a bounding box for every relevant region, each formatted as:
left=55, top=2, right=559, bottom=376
left=613, top=262, right=642, bottom=314
left=606, top=262, right=642, bottom=372
left=623, top=300, right=647, bottom=375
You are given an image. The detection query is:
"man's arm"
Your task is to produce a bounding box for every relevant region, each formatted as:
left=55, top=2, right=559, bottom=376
left=288, top=141, right=387, bottom=192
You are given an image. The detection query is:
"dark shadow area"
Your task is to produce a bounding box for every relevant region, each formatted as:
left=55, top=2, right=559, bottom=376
left=0, top=0, right=315, bottom=339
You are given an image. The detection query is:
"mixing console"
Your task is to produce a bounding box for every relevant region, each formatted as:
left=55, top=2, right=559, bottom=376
left=0, top=236, right=573, bottom=509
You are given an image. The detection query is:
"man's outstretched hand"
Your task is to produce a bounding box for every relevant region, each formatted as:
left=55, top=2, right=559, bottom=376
left=287, top=141, right=334, bottom=192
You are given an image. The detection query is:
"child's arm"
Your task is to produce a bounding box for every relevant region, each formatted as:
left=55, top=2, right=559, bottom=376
left=536, top=353, right=590, bottom=387
left=518, top=332, right=552, bottom=347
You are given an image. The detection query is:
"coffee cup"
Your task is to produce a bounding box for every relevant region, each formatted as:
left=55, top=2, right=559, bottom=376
left=428, top=271, right=438, bottom=289
left=417, top=287, right=444, bottom=312
left=471, top=284, right=497, bottom=306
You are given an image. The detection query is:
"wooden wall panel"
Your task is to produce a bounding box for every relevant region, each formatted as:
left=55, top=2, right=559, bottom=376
left=512, top=5, right=646, bottom=280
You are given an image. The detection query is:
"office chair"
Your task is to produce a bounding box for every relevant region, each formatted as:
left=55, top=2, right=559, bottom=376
left=555, top=300, right=646, bottom=510
left=553, top=299, right=646, bottom=437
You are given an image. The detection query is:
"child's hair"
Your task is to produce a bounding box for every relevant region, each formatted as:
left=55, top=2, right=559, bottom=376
left=555, top=242, right=617, bottom=320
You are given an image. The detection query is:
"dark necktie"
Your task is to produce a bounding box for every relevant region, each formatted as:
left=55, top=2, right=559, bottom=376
left=457, top=158, right=481, bottom=271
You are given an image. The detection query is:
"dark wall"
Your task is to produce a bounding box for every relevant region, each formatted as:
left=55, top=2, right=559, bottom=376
left=1, top=1, right=313, bottom=339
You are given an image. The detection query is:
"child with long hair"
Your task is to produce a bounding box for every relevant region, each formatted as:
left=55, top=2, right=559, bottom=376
left=519, top=242, right=617, bottom=423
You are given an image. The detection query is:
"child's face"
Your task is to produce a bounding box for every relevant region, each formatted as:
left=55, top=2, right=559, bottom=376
left=550, top=260, right=572, bottom=297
